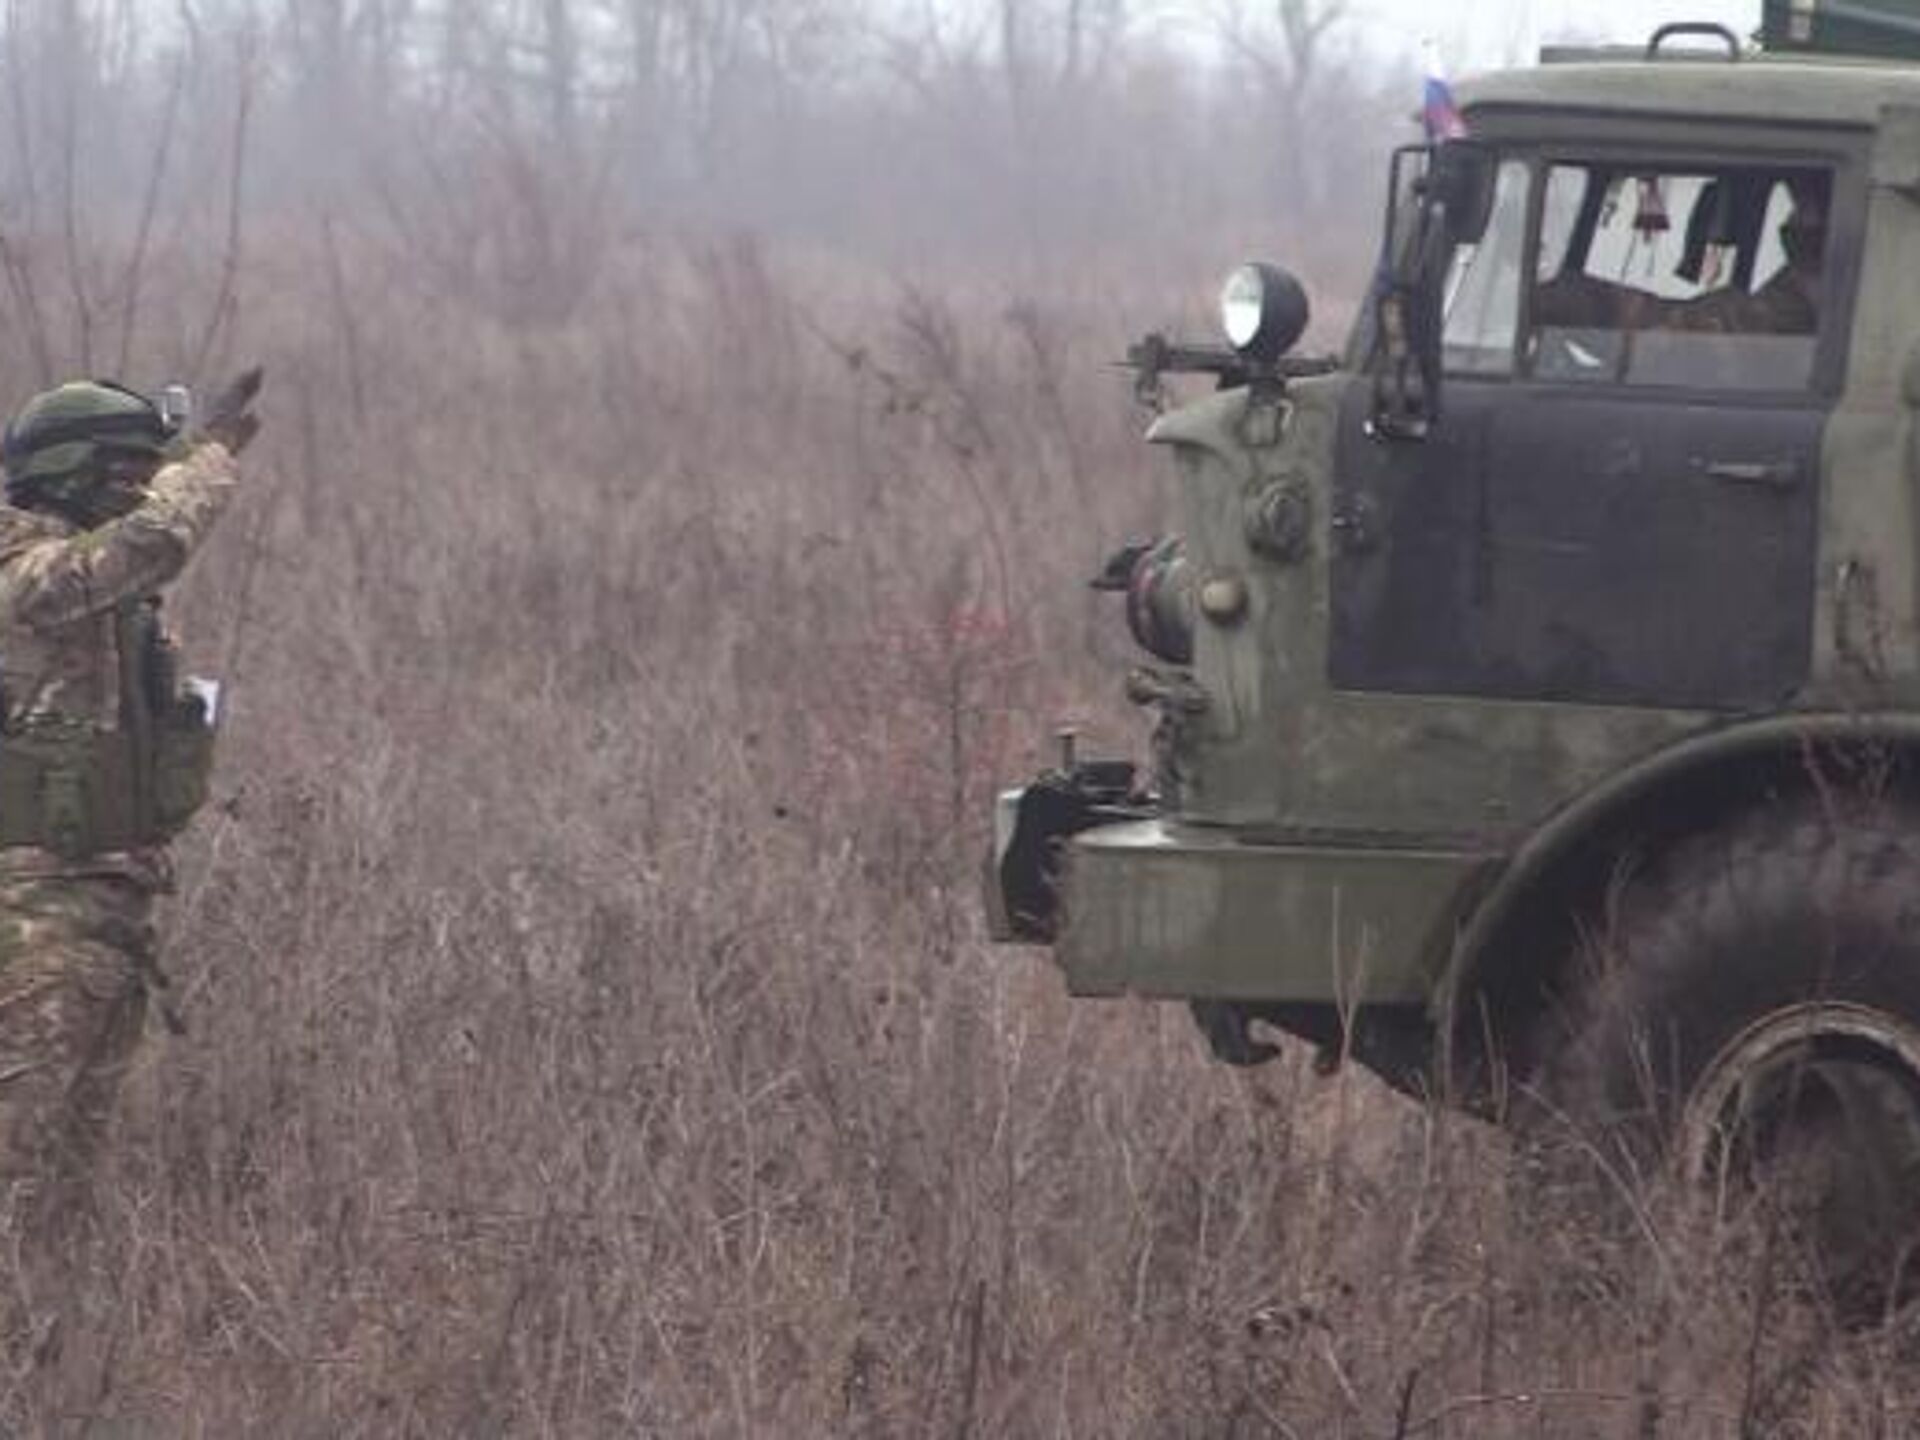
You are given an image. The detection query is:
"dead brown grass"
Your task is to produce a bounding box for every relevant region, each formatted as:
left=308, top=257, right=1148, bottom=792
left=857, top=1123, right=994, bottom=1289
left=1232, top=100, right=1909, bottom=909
left=0, top=228, right=1911, bottom=1438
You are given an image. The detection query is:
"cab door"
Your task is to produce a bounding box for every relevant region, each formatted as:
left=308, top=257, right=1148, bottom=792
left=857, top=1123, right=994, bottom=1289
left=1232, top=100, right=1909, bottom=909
left=1329, top=151, right=1855, bottom=712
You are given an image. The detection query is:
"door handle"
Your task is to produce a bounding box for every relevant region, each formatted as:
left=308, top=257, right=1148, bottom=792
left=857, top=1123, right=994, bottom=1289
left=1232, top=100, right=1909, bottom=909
left=1693, top=457, right=1801, bottom=490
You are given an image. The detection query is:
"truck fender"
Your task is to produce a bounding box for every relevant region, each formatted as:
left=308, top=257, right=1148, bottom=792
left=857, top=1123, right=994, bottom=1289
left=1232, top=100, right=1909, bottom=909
left=1437, top=710, right=1920, bottom=1070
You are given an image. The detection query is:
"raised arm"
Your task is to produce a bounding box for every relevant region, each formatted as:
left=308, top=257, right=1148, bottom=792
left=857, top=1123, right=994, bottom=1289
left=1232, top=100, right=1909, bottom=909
left=0, top=442, right=240, bottom=631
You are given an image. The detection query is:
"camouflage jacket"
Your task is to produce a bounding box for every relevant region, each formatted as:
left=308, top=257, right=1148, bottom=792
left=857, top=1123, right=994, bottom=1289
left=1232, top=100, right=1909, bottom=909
left=0, top=441, right=238, bottom=881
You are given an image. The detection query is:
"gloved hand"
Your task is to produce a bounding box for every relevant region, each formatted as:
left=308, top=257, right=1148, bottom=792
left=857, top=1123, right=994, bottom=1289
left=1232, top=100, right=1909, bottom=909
left=201, top=366, right=264, bottom=454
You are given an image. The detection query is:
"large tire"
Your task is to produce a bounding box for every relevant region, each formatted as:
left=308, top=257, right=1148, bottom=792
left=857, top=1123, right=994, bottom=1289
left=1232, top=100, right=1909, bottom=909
left=1531, top=799, right=1920, bottom=1321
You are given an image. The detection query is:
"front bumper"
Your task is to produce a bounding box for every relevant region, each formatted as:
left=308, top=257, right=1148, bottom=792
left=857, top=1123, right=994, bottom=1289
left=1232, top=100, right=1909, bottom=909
left=988, top=782, right=1494, bottom=1006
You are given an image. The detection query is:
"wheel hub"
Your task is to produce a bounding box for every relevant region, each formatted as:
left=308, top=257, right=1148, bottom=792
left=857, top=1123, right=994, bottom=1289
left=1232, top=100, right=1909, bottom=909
left=1680, top=1001, right=1920, bottom=1313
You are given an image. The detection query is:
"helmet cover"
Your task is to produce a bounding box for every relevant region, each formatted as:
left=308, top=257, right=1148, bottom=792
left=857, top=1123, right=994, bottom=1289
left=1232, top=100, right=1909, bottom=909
left=3, top=380, right=182, bottom=523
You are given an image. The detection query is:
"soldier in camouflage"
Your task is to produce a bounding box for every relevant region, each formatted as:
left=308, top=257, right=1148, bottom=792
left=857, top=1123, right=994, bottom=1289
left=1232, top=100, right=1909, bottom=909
left=0, top=371, right=259, bottom=1206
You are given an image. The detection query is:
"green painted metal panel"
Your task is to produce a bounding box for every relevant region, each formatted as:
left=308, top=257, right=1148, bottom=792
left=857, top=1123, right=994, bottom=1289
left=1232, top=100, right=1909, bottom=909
left=1459, top=62, right=1920, bottom=129
left=1764, top=0, right=1920, bottom=61
left=1056, top=822, right=1493, bottom=1004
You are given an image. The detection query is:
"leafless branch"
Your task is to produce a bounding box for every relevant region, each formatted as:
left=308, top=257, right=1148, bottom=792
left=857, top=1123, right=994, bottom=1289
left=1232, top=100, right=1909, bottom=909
left=187, top=24, right=255, bottom=385
left=114, top=45, right=186, bottom=376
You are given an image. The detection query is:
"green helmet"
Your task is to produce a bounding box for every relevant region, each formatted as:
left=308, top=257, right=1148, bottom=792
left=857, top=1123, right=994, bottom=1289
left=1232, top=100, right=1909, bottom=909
left=3, top=380, right=185, bottom=524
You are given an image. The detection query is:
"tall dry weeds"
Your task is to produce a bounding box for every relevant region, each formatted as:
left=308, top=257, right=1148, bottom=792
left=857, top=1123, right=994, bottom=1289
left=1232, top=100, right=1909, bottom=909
left=0, top=224, right=1899, bottom=1438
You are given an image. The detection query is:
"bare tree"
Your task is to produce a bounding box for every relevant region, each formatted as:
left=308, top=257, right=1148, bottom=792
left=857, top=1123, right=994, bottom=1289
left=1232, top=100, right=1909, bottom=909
left=1214, top=0, right=1350, bottom=214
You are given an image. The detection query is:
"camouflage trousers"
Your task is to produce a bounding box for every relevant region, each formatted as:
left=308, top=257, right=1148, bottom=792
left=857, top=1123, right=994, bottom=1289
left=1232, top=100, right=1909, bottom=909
left=0, top=873, right=154, bottom=1202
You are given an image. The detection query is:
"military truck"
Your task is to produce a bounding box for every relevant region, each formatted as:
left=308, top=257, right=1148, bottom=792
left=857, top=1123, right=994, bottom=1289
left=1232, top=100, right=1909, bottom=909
left=987, top=4, right=1920, bottom=1298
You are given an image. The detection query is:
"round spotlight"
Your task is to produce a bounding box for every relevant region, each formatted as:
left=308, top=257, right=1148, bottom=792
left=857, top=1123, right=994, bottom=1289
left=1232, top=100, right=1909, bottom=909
left=1219, top=263, right=1310, bottom=364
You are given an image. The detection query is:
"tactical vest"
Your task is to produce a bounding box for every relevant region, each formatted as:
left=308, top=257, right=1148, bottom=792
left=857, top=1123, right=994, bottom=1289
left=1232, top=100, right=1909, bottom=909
left=0, top=597, right=218, bottom=856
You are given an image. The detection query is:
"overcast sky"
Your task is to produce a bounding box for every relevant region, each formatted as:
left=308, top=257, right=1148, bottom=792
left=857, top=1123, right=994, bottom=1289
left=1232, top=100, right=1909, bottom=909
left=1345, top=0, right=1762, bottom=71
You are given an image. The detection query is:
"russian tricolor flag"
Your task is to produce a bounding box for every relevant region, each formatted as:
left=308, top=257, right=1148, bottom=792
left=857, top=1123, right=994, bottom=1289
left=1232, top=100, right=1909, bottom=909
left=1423, top=72, right=1467, bottom=143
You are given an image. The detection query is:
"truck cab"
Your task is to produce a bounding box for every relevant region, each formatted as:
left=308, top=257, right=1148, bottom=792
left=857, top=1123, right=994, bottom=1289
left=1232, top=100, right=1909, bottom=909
left=989, top=11, right=1920, bottom=1307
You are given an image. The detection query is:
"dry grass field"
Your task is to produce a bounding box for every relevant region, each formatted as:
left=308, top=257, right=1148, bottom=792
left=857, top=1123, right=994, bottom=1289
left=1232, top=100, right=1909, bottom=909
left=0, top=5, right=1915, bottom=1432
left=0, top=226, right=1903, bottom=1437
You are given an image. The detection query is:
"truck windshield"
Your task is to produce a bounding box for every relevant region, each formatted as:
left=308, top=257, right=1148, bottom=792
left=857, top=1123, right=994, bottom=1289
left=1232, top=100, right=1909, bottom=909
left=1442, top=158, right=1531, bottom=375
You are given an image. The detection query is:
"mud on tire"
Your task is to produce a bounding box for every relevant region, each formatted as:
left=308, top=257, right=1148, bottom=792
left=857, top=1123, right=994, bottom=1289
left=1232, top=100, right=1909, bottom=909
left=1529, top=798, right=1920, bottom=1321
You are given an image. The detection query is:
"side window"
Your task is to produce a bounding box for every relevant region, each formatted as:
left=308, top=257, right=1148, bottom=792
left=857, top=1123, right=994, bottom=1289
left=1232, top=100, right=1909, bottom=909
left=1442, top=158, right=1531, bottom=376
left=1529, top=162, right=1831, bottom=391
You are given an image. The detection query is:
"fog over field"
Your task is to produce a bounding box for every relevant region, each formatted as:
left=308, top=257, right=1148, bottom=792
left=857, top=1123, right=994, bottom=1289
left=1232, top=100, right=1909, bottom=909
left=0, top=1, right=1911, bottom=1435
